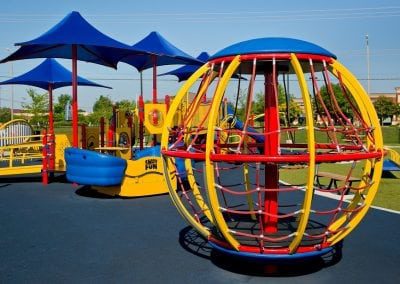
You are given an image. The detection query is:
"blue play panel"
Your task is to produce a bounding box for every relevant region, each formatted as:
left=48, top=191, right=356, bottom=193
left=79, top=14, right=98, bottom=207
left=65, top=147, right=127, bottom=186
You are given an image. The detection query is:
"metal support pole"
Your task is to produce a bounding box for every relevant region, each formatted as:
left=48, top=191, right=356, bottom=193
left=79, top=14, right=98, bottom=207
left=263, top=60, right=279, bottom=233
left=71, top=44, right=79, bottom=147
left=48, top=84, right=55, bottom=172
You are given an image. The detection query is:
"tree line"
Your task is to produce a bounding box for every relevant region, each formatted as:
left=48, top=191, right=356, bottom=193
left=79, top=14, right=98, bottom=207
left=0, top=88, right=135, bottom=127
left=1, top=85, right=399, bottom=127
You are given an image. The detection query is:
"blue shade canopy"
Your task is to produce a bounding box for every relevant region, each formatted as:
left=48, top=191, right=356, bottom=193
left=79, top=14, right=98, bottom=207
left=120, top=31, right=203, bottom=71
left=159, top=52, right=210, bottom=82
left=210, top=37, right=337, bottom=60
left=0, top=58, right=111, bottom=90
left=0, top=11, right=148, bottom=68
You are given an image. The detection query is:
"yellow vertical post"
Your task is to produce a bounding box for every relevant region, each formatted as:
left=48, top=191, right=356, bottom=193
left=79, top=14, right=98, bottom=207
left=288, top=54, right=316, bottom=253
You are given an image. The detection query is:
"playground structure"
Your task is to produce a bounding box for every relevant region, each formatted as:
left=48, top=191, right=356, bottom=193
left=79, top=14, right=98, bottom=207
left=0, top=7, right=392, bottom=259
left=0, top=119, right=43, bottom=175
left=0, top=93, right=205, bottom=198
left=0, top=99, right=173, bottom=191
left=65, top=96, right=189, bottom=197
left=0, top=57, right=112, bottom=182
left=0, top=11, right=203, bottom=196
left=161, top=38, right=384, bottom=260
left=0, top=119, right=72, bottom=178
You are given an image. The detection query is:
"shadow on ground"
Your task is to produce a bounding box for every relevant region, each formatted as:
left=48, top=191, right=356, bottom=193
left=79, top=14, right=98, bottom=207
left=381, top=171, right=399, bottom=178
left=0, top=173, right=70, bottom=184
left=74, top=185, right=118, bottom=199
left=179, top=225, right=343, bottom=277
left=0, top=174, right=42, bottom=184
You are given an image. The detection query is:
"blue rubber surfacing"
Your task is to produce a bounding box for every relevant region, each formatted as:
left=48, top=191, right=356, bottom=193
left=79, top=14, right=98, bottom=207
left=0, top=180, right=399, bottom=282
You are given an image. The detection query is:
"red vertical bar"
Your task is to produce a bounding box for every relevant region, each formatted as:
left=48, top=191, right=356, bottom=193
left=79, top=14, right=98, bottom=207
left=152, top=56, right=158, bottom=145
left=48, top=84, right=55, bottom=172
left=42, top=128, right=48, bottom=185
left=264, top=63, right=279, bottom=233
left=81, top=124, right=87, bottom=149
left=100, top=117, right=105, bottom=147
left=127, top=115, right=133, bottom=148
left=127, top=115, right=133, bottom=128
left=139, top=95, right=144, bottom=150
left=107, top=106, right=116, bottom=147
left=165, top=95, right=170, bottom=113
left=152, top=55, right=157, bottom=104
left=72, top=44, right=78, bottom=147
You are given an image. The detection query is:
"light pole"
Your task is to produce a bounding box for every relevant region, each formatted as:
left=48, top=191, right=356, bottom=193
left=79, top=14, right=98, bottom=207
left=366, top=34, right=370, bottom=95
left=6, top=48, right=14, bottom=120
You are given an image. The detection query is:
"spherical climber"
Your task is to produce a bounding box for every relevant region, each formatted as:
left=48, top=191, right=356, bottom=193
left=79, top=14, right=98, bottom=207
left=161, top=37, right=383, bottom=260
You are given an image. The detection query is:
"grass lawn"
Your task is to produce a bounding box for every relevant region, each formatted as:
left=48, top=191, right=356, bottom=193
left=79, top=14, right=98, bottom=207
left=280, top=155, right=400, bottom=212
left=378, top=145, right=400, bottom=211
left=373, top=171, right=400, bottom=211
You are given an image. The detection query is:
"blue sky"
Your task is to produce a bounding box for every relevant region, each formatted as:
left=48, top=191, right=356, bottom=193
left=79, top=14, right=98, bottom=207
left=0, top=0, right=399, bottom=111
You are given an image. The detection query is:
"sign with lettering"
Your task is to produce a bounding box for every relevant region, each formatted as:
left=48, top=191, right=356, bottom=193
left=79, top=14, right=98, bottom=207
left=145, top=159, right=158, bottom=170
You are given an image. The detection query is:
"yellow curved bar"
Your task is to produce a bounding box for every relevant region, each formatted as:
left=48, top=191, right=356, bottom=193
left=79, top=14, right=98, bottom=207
left=327, top=60, right=383, bottom=244
left=243, top=163, right=256, bottom=220
left=184, top=69, right=216, bottom=132
left=288, top=54, right=316, bottom=253
left=0, top=119, right=33, bottom=131
left=328, top=60, right=376, bottom=231
left=205, top=56, right=241, bottom=250
left=328, top=64, right=373, bottom=226
left=184, top=158, right=214, bottom=223
left=161, top=63, right=211, bottom=239
left=384, top=147, right=400, bottom=165
left=181, top=68, right=216, bottom=224
left=0, top=119, right=35, bottom=144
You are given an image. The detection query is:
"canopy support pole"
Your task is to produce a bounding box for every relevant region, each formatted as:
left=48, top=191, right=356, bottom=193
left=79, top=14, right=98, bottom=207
left=72, top=44, right=78, bottom=147
left=48, top=84, right=55, bottom=172
left=139, top=71, right=144, bottom=149
left=152, top=55, right=157, bottom=103
left=152, top=55, right=157, bottom=145
left=139, top=95, right=144, bottom=150
left=140, top=71, right=143, bottom=98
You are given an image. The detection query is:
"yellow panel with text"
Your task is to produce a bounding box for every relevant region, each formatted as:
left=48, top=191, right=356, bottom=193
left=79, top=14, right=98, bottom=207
left=93, top=156, right=174, bottom=197
left=144, top=103, right=166, bottom=134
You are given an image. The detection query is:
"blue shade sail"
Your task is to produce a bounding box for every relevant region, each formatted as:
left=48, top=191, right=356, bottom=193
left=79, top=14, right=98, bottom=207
left=0, top=11, right=149, bottom=69
left=0, top=58, right=111, bottom=90
left=158, top=52, right=209, bottom=82
left=120, top=31, right=203, bottom=71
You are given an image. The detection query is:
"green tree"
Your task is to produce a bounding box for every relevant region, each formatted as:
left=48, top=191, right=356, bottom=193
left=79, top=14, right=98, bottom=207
left=78, top=109, right=90, bottom=125
left=319, top=83, right=353, bottom=121
left=235, top=85, right=302, bottom=124
left=53, top=94, right=72, bottom=122
left=0, top=107, right=11, bottom=123
left=373, top=96, right=397, bottom=126
left=116, top=99, right=136, bottom=113
left=231, top=89, right=247, bottom=119
left=87, top=95, right=113, bottom=124
left=21, top=88, right=48, bottom=127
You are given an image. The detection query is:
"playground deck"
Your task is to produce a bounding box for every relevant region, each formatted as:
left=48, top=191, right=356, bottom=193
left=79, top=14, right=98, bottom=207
left=0, top=175, right=399, bottom=283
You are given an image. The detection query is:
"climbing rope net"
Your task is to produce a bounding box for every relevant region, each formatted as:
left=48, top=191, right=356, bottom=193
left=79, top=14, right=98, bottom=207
left=161, top=52, right=383, bottom=258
